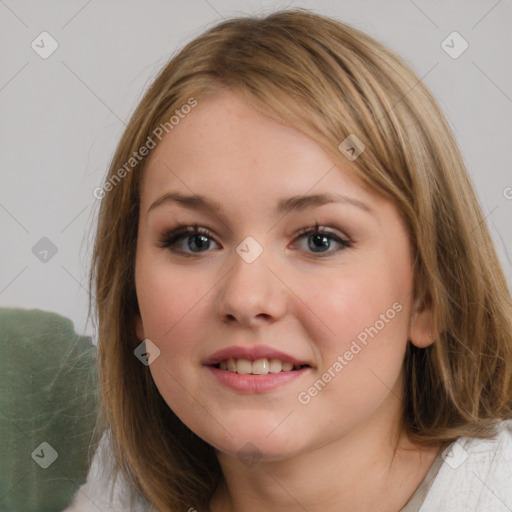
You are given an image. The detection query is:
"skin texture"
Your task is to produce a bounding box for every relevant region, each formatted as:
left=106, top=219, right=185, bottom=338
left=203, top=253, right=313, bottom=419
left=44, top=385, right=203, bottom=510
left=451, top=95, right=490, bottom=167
left=135, top=89, right=439, bottom=511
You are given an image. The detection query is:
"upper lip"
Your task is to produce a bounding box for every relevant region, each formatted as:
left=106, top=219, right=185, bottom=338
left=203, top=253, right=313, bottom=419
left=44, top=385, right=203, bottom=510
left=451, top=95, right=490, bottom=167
left=203, top=345, right=312, bottom=367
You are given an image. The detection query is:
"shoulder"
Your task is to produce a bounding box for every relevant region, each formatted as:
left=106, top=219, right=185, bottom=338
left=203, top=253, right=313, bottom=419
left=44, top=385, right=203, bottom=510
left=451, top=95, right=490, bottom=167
left=420, top=419, right=512, bottom=512
left=62, top=430, right=153, bottom=511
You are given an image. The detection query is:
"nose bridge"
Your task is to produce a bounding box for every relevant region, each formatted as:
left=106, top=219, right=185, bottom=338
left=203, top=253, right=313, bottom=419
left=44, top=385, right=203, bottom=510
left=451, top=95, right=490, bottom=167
left=216, top=235, right=286, bottom=324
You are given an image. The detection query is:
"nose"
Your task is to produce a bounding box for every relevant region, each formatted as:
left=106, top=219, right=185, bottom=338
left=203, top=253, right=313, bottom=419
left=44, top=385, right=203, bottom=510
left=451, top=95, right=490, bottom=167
left=215, top=243, right=288, bottom=327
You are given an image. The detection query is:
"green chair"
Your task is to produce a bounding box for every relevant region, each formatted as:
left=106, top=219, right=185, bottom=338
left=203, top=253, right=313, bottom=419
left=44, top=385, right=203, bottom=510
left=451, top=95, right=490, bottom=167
left=0, top=308, right=100, bottom=512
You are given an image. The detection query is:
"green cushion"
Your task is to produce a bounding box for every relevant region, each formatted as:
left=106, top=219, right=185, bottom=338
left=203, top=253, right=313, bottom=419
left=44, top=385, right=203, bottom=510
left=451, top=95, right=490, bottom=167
left=0, top=308, right=99, bottom=512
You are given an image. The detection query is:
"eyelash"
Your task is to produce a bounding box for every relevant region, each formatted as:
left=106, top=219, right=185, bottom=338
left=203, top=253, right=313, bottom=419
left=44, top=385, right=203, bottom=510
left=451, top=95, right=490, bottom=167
left=158, top=222, right=353, bottom=258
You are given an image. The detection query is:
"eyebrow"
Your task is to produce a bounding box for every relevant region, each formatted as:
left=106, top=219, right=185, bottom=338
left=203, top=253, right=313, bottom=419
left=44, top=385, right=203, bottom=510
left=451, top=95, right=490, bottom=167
left=147, top=191, right=374, bottom=217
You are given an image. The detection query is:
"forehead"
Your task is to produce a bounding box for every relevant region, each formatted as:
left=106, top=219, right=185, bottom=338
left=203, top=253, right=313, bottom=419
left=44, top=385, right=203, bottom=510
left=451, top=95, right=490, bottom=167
left=146, top=90, right=329, bottom=177
left=140, top=90, right=377, bottom=208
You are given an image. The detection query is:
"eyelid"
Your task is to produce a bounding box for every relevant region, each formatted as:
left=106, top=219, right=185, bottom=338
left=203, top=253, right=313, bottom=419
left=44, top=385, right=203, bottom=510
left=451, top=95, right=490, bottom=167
left=292, top=222, right=351, bottom=242
left=157, top=224, right=218, bottom=248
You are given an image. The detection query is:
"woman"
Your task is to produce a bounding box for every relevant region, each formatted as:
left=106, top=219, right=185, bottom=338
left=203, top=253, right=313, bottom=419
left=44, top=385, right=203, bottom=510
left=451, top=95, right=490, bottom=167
left=65, top=8, right=512, bottom=512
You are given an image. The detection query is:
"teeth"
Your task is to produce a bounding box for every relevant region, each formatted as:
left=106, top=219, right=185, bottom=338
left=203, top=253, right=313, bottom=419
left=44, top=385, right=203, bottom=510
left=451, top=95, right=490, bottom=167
left=282, top=361, right=293, bottom=372
left=269, top=359, right=283, bottom=373
left=251, top=359, right=269, bottom=375
left=217, top=357, right=304, bottom=375
left=236, top=359, right=252, bottom=375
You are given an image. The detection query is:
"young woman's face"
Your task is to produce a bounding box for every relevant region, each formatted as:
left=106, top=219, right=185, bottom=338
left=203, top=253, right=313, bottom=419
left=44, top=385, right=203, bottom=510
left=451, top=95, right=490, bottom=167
left=135, top=89, right=425, bottom=461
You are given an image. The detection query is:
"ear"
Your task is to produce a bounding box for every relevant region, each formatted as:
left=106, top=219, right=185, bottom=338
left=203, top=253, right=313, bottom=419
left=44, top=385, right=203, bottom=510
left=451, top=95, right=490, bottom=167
left=135, top=314, right=145, bottom=341
left=409, top=295, right=436, bottom=348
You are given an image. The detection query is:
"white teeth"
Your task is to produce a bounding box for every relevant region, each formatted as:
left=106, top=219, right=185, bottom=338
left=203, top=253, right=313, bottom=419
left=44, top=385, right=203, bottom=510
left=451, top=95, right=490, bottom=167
left=227, top=358, right=237, bottom=373
left=217, top=357, right=305, bottom=374
left=282, top=361, right=293, bottom=372
left=236, top=358, right=252, bottom=375
left=269, top=358, right=283, bottom=373
left=252, top=359, right=270, bottom=375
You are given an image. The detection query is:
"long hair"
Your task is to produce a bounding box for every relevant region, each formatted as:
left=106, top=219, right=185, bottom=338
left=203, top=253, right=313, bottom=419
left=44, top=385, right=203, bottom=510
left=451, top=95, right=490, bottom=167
left=89, top=8, right=512, bottom=510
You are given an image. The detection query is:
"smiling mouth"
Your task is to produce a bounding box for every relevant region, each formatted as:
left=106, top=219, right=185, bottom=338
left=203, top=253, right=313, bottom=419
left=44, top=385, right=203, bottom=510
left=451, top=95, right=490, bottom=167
left=212, top=357, right=310, bottom=375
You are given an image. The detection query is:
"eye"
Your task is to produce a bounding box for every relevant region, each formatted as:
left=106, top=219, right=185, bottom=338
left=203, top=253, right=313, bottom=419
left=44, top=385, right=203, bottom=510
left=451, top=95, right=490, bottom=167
left=158, top=224, right=220, bottom=255
left=158, top=222, right=352, bottom=257
left=292, top=222, right=352, bottom=256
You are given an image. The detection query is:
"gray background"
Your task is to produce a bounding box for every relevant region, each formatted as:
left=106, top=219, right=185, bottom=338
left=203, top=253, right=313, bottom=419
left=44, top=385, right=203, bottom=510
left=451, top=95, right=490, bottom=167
left=1, top=0, right=511, bottom=337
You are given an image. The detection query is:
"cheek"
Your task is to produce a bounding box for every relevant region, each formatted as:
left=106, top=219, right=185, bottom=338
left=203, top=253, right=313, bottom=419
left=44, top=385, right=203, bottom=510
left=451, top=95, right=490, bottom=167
left=135, top=254, right=208, bottom=356
left=294, top=264, right=411, bottom=405
left=292, top=274, right=409, bottom=425
left=297, top=266, right=410, bottom=349
left=135, top=257, right=214, bottom=419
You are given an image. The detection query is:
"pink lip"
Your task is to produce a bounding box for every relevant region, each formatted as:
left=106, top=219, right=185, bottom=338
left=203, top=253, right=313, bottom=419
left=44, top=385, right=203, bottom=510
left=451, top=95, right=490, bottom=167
left=206, top=365, right=311, bottom=393
left=203, top=344, right=311, bottom=367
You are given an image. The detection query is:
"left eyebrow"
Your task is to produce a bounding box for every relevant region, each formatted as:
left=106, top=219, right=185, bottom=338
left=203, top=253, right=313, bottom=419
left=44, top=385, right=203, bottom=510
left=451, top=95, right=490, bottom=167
left=147, top=191, right=374, bottom=217
left=275, top=193, right=373, bottom=216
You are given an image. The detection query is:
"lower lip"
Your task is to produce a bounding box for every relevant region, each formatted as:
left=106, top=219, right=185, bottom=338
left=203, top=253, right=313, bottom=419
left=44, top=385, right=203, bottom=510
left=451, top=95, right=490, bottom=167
left=206, top=366, right=310, bottom=393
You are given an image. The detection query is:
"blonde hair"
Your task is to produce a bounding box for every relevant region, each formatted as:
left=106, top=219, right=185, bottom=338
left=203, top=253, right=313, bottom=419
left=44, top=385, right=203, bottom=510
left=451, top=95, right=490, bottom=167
left=90, top=8, right=512, bottom=510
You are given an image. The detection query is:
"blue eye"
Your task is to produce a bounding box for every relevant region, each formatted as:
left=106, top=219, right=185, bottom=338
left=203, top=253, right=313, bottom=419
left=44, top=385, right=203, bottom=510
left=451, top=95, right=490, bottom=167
left=294, top=224, right=352, bottom=255
left=159, top=223, right=352, bottom=257
left=158, top=224, right=220, bottom=254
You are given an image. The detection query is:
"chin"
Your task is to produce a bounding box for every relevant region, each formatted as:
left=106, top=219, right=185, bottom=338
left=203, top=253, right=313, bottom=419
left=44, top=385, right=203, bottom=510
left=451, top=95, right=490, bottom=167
left=196, top=418, right=306, bottom=463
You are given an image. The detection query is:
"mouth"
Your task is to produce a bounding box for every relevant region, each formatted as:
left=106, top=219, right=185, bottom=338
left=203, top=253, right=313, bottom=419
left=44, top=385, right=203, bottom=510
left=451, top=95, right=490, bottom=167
left=203, top=345, right=313, bottom=391
left=206, top=360, right=311, bottom=393
left=211, top=357, right=311, bottom=375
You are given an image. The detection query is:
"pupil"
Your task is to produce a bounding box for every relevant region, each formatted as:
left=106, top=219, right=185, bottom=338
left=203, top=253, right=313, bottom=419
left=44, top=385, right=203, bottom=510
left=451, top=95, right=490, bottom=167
left=189, top=235, right=210, bottom=251
left=309, top=234, right=329, bottom=252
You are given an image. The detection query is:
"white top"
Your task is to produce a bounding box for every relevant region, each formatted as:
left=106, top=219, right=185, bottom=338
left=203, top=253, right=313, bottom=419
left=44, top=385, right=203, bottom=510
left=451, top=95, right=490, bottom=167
left=415, top=419, right=512, bottom=511
left=63, top=420, right=512, bottom=511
